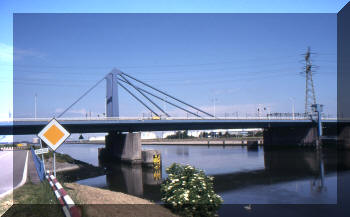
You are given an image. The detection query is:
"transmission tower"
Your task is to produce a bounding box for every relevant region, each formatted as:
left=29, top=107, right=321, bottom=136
left=303, top=47, right=317, bottom=115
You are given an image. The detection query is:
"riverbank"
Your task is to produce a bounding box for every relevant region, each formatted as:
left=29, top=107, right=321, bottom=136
left=0, top=151, right=178, bottom=217
left=142, top=138, right=263, bottom=145
left=0, top=180, right=177, bottom=217
left=41, top=152, right=106, bottom=182
left=65, top=137, right=264, bottom=146
left=65, top=183, right=177, bottom=217
left=0, top=182, right=63, bottom=216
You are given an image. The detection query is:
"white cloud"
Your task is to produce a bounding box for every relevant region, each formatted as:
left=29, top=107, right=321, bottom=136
left=14, top=47, right=45, bottom=60
left=0, top=43, right=45, bottom=63
left=0, top=43, right=12, bottom=63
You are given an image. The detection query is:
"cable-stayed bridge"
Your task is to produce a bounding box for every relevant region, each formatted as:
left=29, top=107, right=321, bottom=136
left=0, top=117, right=336, bottom=135
left=1, top=68, right=337, bottom=163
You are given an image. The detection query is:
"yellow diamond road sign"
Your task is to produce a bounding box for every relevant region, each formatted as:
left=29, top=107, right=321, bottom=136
left=38, top=119, right=70, bottom=151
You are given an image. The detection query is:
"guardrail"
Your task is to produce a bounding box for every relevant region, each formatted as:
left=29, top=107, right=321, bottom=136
left=46, top=171, right=81, bottom=217
left=30, top=147, right=45, bottom=181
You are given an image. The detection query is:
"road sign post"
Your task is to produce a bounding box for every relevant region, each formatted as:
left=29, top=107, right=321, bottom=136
left=34, top=147, right=49, bottom=155
left=38, top=119, right=70, bottom=178
left=53, top=152, right=56, bottom=177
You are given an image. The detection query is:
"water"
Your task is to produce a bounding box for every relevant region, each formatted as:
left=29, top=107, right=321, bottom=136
left=56, top=143, right=104, bottom=166
left=57, top=143, right=338, bottom=204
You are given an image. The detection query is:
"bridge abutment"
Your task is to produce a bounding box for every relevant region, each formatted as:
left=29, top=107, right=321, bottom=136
left=263, top=126, right=318, bottom=146
left=103, top=131, right=142, bottom=163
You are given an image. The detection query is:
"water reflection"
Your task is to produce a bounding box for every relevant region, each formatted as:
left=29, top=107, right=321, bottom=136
left=175, top=146, right=189, bottom=156
left=63, top=143, right=338, bottom=204
left=102, top=162, right=162, bottom=201
left=310, top=148, right=326, bottom=193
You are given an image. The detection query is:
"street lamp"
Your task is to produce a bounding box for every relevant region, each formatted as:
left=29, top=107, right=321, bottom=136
left=212, top=97, right=218, bottom=117
left=289, top=97, right=295, bottom=120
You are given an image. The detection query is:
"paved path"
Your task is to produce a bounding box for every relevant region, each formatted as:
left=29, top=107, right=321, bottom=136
left=0, top=150, right=28, bottom=198
left=27, top=151, right=41, bottom=184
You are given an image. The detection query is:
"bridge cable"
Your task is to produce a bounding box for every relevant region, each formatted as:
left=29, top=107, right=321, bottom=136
left=116, top=80, right=160, bottom=117
left=57, top=77, right=105, bottom=118
left=120, top=72, right=214, bottom=117
left=116, top=78, right=202, bottom=118
left=118, top=74, right=170, bottom=117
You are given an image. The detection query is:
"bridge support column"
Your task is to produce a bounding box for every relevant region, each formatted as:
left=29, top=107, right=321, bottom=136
left=103, top=131, right=142, bottom=163
left=263, top=126, right=318, bottom=146
left=339, top=126, right=350, bottom=149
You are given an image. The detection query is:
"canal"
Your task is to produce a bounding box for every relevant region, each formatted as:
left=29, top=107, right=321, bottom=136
left=56, top=143, right=338, bottom=204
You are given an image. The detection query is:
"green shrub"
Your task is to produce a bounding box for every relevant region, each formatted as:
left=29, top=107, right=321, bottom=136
left=161, top=163, right=223, bottom=216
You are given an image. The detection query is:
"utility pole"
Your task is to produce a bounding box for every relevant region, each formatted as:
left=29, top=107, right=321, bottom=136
left=257, top=104, right=261, bottom=118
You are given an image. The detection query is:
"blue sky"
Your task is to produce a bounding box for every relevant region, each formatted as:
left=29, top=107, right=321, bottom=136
left=13, top=13, right=337, bottom=118
left=0, top=0, right=348, bottom=121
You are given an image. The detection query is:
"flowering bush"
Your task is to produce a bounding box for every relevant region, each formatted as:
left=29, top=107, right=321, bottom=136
left=161, top=163, right=223, bottom=216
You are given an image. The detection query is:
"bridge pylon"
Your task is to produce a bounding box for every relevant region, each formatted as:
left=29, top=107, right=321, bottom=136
left=106, top=68, right=121, bottom=117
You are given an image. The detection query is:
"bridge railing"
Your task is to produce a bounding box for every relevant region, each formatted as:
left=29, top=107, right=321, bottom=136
left=30, top=147, right=45, bottom=182
left=10, top=116, right=337, bottom=122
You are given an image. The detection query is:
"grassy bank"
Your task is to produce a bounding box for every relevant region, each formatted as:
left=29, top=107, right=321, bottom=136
left=41, top=151, right=106, bottom=182
left=0, top=182, right=64, bottom=217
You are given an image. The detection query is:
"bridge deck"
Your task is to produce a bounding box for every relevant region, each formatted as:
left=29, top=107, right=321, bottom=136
left=0, top=118, right=336, bottom=135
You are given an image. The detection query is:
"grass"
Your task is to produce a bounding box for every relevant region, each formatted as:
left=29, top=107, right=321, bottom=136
left=0, top=181, right=65, bottom=217
left=1, top=149, right=102, bottom=216
left=40, top=151, right=106, bottom=183
left=42, top=151, right=76, bottom=164
left=12, top=182, right=57, bottom=204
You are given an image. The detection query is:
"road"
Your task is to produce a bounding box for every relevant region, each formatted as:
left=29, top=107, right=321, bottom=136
left=0, top=150, right=28, bottom=198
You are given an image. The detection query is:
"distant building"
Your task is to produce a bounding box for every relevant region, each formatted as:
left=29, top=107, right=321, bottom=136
left=32, top=137, right=39, bottom=144
left=161, top=129, right=262, bottom=138
left=188, top=130, right=201, bottom=137
left=162, top=131, right=176, bottom=139
left=141, top=132, right=157, bottom=139
left=89, top=136, right=105, bottom=141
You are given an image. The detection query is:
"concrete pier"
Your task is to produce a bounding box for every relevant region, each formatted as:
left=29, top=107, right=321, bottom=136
left=141, top=149, right=161, bottom=166
left=339, top=125, right=350, bottom=149
left=263, top=126, right=318, bottom=146
left=104, top=131, right=142, bottom=163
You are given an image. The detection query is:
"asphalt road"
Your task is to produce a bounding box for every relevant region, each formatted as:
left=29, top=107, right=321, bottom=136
left=0, top=150, right=28, bottom=197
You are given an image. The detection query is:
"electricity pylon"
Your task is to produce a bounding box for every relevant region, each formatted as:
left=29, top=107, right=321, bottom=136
left=303, top=47, right=317, bottom=115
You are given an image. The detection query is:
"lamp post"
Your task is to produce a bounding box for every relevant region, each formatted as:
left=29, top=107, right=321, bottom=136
left=289, top=97, right=295, bottom=120
left=212, top=97, right=218, bottom=117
